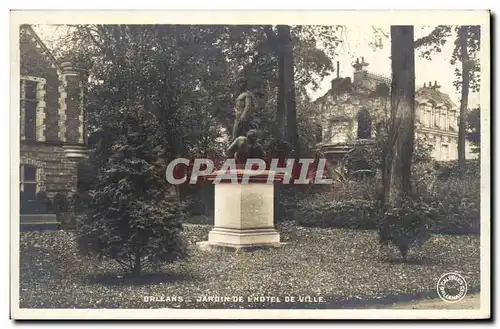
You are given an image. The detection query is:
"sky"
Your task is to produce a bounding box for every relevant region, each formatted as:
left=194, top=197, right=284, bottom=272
left=34, top=24, right=480, bottom=109
left=309, top=25, right=480, bottom=108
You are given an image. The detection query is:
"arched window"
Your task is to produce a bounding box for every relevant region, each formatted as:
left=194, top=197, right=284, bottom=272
left=357, top=109, right=372, bottom=139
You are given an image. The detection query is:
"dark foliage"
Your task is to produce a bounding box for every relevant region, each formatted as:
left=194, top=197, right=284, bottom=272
left=74, top=108, right=187, bottom=276
left=466, top=107, right=481, bottom=154
left=378, top=199, right=436, bottom=261
left=295, top=199, right=378, bottom=229
left=52, top=193, right=69, bottom=214
left=433, top=159, right=480, bottom=180
left=34, top=191, right=51, bottom=214
left=52, top=192, right=72, bottom=228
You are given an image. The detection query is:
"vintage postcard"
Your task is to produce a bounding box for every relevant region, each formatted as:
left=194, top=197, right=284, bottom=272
left=10, top=10, right=491, bottom=320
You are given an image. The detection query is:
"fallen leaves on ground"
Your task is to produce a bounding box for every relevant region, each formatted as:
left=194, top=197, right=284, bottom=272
left=19, top=222, right=480, bottom=309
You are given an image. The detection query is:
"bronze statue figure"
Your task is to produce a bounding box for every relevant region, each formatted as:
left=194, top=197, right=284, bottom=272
left=232, top=78, right=258, bottom=141
left=227, top=129, right=266, bottom=167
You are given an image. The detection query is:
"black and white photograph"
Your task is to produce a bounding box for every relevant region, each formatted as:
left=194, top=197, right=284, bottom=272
left=9, top=10, right=491, bottom=320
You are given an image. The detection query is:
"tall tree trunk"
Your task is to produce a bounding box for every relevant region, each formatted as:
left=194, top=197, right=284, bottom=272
left=280, top=25, right=300, bottom=158
left=276, top=26, right=286, bottom=138
left=383, top=26, right=416, bottom=206
left=458, top=26, right=469, bottom=179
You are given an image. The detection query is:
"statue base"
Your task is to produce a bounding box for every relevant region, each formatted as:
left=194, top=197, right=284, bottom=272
left=197, top=169, right=286, bottom=252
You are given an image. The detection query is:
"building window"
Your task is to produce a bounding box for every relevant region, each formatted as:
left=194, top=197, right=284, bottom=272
left=357, top=109, right=372, bottom=139
left=315, top=124, right=323, bottom=143
left=20, top=164, right=38, bottom=213
left=375, top=122, right=383, bottom=136
left=20, top=76, right=45, bottom=141
left=441, top=143, right=449, bottom=161
left=425, top=107, right=431, bottom=127
left=449, top=112, right=458, bottom=131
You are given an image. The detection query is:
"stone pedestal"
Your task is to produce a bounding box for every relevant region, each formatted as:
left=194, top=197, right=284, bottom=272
left=197, top=169, right=285, bottom=251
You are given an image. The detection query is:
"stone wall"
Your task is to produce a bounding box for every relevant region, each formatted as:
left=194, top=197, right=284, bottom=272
left=21, top=143, right=79, bottom=197
left=19, top=25, right=87, bottom=202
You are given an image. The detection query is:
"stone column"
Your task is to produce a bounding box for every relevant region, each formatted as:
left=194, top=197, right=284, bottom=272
left=60, top=62, right=81, bottom=143
left=60, top=62, right=88, bottom=160
left=35, top=78, right=47, bottom=142
left=20, top=79, right=26, bottom=140
left=58, top=69, right=68, bottom=143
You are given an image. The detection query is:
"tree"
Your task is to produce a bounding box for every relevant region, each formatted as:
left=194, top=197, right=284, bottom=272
left=415, top=25, right=481, bottom=178
left=75, top=107, right=187, bottom=276
left=50, top=24, right=343, bottom=209
left=252, top=25, right=343, bottom=162
left=383, top=26, right=416, bottom=205
left=455, top=26, right=480, bottom=177
left=275, top=26, right=287, bottom=138
left=466, top=106, right=481, bottom=154
left=53, top=24, right=341, bottom=146
left=280, top=25, right=300, bottom=157
left=379, top=26, right=419, bottom=262
left=457, top=26, right=470, bottom=178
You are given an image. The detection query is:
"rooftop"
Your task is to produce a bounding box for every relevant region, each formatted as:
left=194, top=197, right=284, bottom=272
left=319, top=65, right=457, bottom=110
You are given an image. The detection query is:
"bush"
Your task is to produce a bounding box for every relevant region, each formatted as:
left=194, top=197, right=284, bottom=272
left=52, top=193, right=69, bottom=213
left=76, top=199, right=187, bottom=275
left=412, top=159, right=480, bottom=235
left=34, top=191, right=51, bottom=214
left=430, top=176, right=480, bottom=235
left=52, top=192, right=74, bottom=229
left=329, top=177, right=380, bottom=201
left=75, top=107, right=187, bottom=276
left=274, top=185, right=301, bottom=222
left=434, top=159, right=480, bottom=181
left=180, top=184, right=214, bottom=218
left=274, top=151, right=479, bottom=236
left=379, top=198, right=436, bottom=261
left=292, top=164, right=480, bottom=236
left=295, top=199, right=379, bottom=229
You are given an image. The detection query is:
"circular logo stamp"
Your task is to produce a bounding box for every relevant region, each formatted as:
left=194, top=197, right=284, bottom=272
left=436, top=272, right=468, bottom=303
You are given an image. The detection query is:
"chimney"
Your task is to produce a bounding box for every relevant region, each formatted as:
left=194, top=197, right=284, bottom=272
left=336, top=61, right=340, bottom=78
left=434, top=80, right=437, bottom=87
left=423, top=82, right=426, bottom=88
left=352, top=57, right=369, bottom=72
left=353, top=56, right=369, bottom=86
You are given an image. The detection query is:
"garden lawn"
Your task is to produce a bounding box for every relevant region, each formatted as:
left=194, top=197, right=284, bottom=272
left=19, top=222, right=480, bottom=309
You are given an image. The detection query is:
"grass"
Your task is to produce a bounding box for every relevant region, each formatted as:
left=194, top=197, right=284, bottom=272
left=19, top=222, right=480, bottom=309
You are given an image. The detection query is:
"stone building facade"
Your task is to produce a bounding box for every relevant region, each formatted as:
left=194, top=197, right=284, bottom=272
left=19, top=25, right=87, bottom=213
left=314, top=57, right=459, bottom=164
